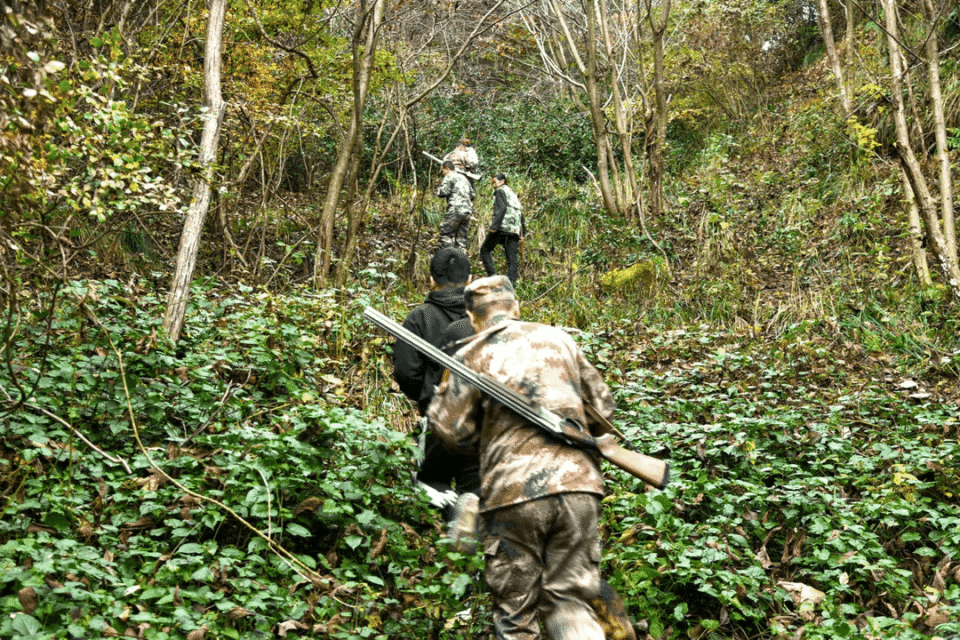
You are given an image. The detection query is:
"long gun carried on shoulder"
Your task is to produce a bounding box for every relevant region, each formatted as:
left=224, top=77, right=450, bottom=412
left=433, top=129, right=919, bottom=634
left=362, top=307, right=670, bottom=489
left=423, top=151, right=481, bottom=181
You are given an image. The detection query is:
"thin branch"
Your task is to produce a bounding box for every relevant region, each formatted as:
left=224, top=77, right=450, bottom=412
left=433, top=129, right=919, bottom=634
left=258, top=468, right=274, bottom=540
left=14, top=399, right=133, bottom=474
left=403, top=0, right=537, bottom=108
left=181, top=381, right=239, bottom=445
left=845, top=0, right=921, bottom=62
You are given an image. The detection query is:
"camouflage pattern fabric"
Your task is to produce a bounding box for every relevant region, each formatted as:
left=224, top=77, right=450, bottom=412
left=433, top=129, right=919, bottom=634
left=453, top=488, right=637, bottom=639
left=427, top=318, right=616, bottom=512
left=438, top=210, right=471, bottom=249
left=427, top=277, right=621, bottom=640
left=593, top=581, right=637, bottom=640
left=497, top=185, right=523, bottom=236
left=437, top=171, right=474, bottom=249
left=437, top=171, right=475, bottom=214
left=444, top=146, right=479, bottom=173
left=482, top=493, right=605, bottom=640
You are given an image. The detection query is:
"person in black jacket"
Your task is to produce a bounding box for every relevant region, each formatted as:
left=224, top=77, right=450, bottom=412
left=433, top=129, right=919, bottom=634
left=417, top=317, right=480, bottom=505
left=393, top=247, right=470, bottom=414
left=392, top=248, right=480, bottom=515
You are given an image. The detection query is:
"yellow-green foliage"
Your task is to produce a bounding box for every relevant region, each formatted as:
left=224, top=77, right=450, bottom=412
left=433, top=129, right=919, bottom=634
left=920, top=283, right=951, bottom=305
left=600, top=259, right=664, bottom=297
left=846, top=116, right=880, bottom=152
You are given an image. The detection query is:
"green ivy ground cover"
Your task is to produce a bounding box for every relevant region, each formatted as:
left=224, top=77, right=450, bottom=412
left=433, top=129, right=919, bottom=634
left=0, top=282, right=957, bottom=639
left=585, top=322, right=960, bottom=639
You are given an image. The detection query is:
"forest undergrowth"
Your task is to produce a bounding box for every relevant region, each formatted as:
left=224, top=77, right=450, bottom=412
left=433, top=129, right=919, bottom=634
left=3, top=58, right=960, bottom=640
left=1, top=262, right=958, bottom=639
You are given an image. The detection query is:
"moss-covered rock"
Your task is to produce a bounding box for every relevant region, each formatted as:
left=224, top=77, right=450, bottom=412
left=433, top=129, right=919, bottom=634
left=599, top=259, right=665, bottom=298
left=919, top=283, right=950, bottom=305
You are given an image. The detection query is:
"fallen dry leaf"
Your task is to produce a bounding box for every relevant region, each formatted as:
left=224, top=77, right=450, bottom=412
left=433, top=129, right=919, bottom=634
left=756, top=546, right=773, bottom=569
left=18, top=587, right=37, bottom=614
left=399, top=522, right=419, bottom=539
left=777, top=580, right=825, bottom=621
left=122, top=516, right=156, bottom=530
left=78, top=519, right=95, bottom=539
left=294, top=497, right=323, bottom=516
left=185, top=625, right=208, bottom=640
left=777, top=581, right=826, bottom=606
left=26, top=522, right=56, bottom=535
left=227, top=607, right=254, bottom=620
left=135, top=472, right=166, bottom=492
left=924, top=604, right=951, bottom=629
left=276, top=620, right=309, bottom=637
left=44, top=574, right=64, bottom=590
left=370, top=528, right=388, bottom=560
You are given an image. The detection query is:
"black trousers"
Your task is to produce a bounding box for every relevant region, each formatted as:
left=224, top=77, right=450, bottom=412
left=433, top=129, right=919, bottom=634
left=480, top=231, right=520, bottom=284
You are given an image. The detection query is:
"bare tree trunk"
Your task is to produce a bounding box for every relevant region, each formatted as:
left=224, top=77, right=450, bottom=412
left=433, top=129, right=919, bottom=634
left=536, top=0, right=618, bottom=215
left=163, top=0, right=226, bottom=341
left=596, top=0, right=632, bottom=215
left=577, top=0, right=619, bottom=216
left=883, top=0, right=960, bottom=301
left=844, top=0, right=855, bottom=75
left=900, top=165, right=932, bottom=285
left=332, top=134, right=365, bottom=287
left=816, top=0, right=852, bottom=115
left=643, top=0, right=670, bottom=220
left=313, top=0, right=385, bottom=287
left=336, top=95, right=401, bottom=287
left=923, top=0, right=955, bottom=258
left=529, top=0, right=653, bottom=219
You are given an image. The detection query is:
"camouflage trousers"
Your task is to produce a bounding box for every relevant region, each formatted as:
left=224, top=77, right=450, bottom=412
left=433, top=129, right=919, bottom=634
left=450, top=493, right=634, bottom=639
left=439, top=210, right=471, bottom=249
left=481, top=493, right=606, bottom=640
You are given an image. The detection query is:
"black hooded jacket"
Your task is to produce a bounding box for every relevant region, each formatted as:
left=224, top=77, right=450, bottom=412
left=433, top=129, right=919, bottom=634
left=392, top=285, right=466, bottom=415
left=416, top=316, right=481, bottom=497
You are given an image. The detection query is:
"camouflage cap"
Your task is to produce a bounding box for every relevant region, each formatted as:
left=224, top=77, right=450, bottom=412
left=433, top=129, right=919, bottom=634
left=460, top=137, right=472, bottom=146
left=464, top=275, right=516, bottom=312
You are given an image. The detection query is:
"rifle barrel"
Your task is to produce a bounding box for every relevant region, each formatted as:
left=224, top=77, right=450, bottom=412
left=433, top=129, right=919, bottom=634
left=362, top=308, right=557, bottom=438
left=362, top=307, right=670, bottom=488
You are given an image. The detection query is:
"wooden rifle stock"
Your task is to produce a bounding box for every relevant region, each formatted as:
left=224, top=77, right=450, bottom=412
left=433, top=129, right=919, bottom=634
left=362, top=307, right=670, bottom=489
left=552, top=413, right=670, bottom=489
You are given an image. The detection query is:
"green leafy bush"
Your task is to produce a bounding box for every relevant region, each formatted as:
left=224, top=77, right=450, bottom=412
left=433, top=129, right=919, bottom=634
left=417, top=95, right=596, bottom=179
left=590, top=322, right=960, bottom=639
left=0, top=280, right=489, bottom=639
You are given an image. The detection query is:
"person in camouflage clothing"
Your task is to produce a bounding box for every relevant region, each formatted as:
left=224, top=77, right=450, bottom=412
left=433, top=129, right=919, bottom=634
left=437, top=160, right=475, bottom=250
left=427, top=275, right=615, bottom=640
left=480, top=174, right=526, bottom=284
left=436, top=318, right=636, bottom=640
left=444, top=137, right=480, bottom=177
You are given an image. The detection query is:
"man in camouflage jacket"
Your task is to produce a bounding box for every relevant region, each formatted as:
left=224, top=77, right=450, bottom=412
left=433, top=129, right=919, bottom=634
left=443, top=137, right=480, bottom=177
left=437, top=160, right=475, bottom=250
left=428, top=275, right=614, bottom=640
